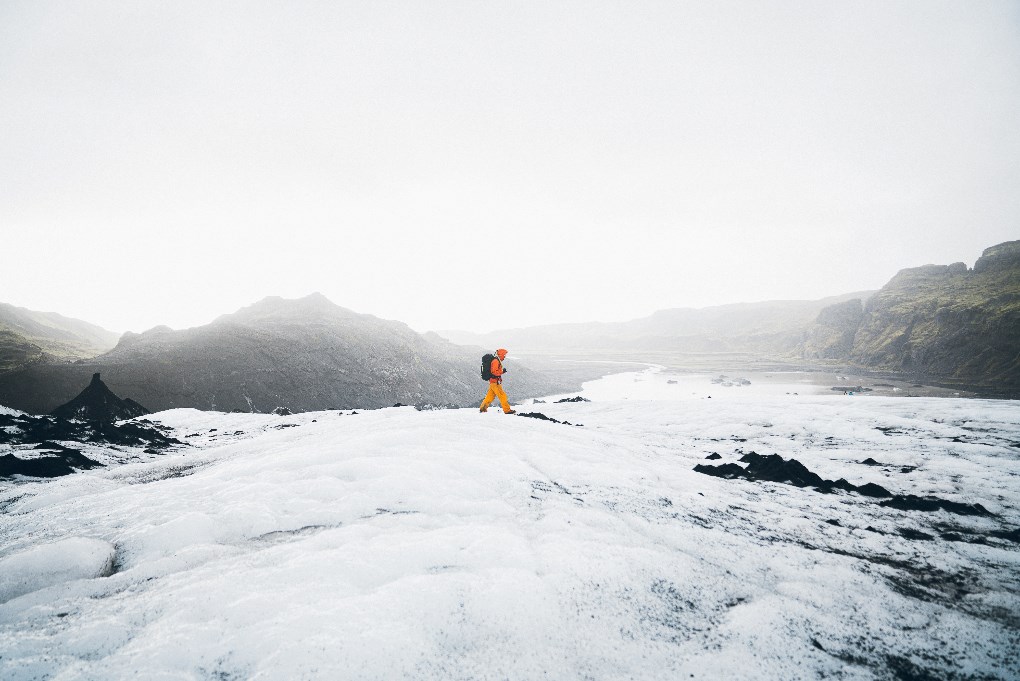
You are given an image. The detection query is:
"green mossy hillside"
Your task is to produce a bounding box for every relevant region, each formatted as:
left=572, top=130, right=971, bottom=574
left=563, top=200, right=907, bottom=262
left=809, top=241, right=1020, bottom=394
left=0, top=304, right=120, bottom=373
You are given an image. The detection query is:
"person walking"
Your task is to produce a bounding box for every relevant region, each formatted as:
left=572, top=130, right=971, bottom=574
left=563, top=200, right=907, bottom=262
left=480, top=348, right=516, bottom=414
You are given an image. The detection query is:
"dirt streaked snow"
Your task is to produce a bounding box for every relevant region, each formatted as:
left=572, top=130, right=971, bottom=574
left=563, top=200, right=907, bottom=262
left=1, top=368, right=1018, bottom=680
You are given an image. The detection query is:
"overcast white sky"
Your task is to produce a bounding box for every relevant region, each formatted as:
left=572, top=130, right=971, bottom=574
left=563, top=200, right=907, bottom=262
left=2, top=1, right=1018, bottom=335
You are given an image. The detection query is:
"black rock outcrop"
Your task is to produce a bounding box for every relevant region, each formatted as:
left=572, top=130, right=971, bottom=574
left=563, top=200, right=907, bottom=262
left=516, top=411, right=582, bottom=427
left=50, top=373, right=150, bottom=422
left=695, top=452, right=994, bottom=516
left=0, top=411, right=183, bottom=479
left=695, top=452, right=892, bottom=496
left=0, top=447, right=103, bottom=478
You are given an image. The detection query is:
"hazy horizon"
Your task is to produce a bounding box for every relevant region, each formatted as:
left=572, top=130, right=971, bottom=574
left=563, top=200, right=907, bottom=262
left=3, top=2, right=1018, bottom=335
left=0, top=268, right=961, bottom=338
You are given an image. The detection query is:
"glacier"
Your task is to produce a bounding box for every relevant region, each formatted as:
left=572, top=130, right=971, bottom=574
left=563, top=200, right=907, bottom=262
left=1, top=367, right=1018, bottom=680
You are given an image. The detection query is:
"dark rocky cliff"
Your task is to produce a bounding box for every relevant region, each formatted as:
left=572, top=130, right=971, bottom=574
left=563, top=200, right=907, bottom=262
left=806, top=241, right=1020, bottom=394
left=799, top=298, right=865, bottom=360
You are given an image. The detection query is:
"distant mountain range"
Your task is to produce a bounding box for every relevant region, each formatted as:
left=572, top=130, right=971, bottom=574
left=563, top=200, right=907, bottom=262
left=2, top=241, right=1017, bottom=411
left=444, top=241, right=1020, bottom=396
left=0, top=303, right=119, bottom=372
left=443, top=291, right=875, bottom=356
left=0, top=294, right=568, bottom=414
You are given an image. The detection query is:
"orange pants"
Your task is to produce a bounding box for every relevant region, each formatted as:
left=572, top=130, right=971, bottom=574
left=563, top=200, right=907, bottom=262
left=480, top=382, right=512, bottom=413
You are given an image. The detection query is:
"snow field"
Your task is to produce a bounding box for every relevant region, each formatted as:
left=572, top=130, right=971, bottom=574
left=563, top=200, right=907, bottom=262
left=0, top=537, right=116, bottom=604
left=1, top=377, right=1018, bottom=679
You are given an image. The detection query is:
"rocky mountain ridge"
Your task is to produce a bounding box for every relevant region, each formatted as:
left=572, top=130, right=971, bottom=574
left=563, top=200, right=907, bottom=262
left=0, top=303, right=119, bottom=372
left=0, top=294, right=569, bottom=414
left=812, top=240, right=1020, bottom=394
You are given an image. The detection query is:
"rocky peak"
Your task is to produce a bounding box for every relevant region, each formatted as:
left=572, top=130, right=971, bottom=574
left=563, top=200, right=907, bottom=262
left=214, top=293, right=359, bottom=326
left=894, top=261, right=967, bottom=279
left=51, top=373, right=149, bottom=422
left=973, top=240, right=1020, bottom=274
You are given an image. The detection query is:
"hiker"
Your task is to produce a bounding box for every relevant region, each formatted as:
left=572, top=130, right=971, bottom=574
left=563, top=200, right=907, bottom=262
left=480, top=348, right=516, bottom=414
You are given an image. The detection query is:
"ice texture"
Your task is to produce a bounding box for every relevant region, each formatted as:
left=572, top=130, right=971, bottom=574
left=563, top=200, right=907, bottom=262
left=0, top=368, right=1018, bottom=679
left=0, top=537, right=116, bottom=603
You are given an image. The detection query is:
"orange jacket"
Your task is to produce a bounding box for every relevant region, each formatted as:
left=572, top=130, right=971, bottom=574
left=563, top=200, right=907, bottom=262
left=489, top=357, right=504, bottom=383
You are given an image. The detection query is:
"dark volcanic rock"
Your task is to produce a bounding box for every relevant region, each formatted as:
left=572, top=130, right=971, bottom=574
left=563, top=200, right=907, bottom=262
left=51, top=373, right=149, bottom=422
left=694, top=453, right=997, bottom=517
left=991, top=527, right=1020, bottom=543
left=0, top=438, right=105, bottom=478
left=880, top=494, right=993, bottom=517
left=738, top=453, right=828, bottom=488
left=729, top=452, right=881, bottom=496
left=0, top=412, right=178, bottom=448
left=0, top=411, right=182, bottom=479
left=0, top=451, right=102, bottom=478
left=555, top=396, right=591, bottom=403
left=898, top=528, right=935, bottom=541
left=516, top=412, right=581, bottom=427
left=693, top=462, right=747, bottom=479
left=695, top=452, right=887, bottom=495
left=856, top=482, right=894, bottom=498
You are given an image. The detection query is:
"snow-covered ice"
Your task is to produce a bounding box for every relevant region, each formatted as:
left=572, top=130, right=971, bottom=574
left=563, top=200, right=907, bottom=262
left=1, top=367, right=1018, bottom=679
left=0, top=538, right=116, bottom=604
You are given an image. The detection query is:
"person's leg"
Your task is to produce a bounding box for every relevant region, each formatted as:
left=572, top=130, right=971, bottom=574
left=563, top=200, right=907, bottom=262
left=480, top=383, right=497, bottom=411
left=494, top=384, right=513, bottom=413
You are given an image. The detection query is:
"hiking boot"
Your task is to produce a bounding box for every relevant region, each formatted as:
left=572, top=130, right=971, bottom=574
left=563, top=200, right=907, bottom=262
left=505, top=409, right=517, bottom=415
left=479, top=408, right=487, bottom=413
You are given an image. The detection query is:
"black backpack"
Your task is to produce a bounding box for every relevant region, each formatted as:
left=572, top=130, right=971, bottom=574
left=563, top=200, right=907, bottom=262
left=481, top=353, right=496, bottom=381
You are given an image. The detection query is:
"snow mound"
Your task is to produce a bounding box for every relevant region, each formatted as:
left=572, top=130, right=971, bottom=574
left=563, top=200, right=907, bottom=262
left=0, top=537, right=116, bottom=603
left=0, top=404, right=24, bottom=417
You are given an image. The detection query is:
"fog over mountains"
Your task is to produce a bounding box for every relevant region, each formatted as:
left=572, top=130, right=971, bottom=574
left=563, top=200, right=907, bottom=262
left=0, top=303, right=119, bottom=373
left=444, top=291, right=873, bottom=357
left=0, top=294, right=567, bottom=414
left=446, top=241, right=1020, bottom=396
left=0, top=241, right=1018, bottom=413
